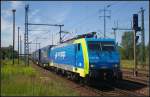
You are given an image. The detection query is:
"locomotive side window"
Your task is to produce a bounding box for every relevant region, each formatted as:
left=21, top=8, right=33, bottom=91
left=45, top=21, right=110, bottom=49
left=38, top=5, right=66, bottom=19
left=78, top=44, right=80, bottom=51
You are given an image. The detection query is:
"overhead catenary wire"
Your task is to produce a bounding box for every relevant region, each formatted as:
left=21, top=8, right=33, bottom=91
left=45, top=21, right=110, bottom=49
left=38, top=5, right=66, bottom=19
left=65, top=11, right=99, bottom=39
left=11, top=3, right=136, bottom=43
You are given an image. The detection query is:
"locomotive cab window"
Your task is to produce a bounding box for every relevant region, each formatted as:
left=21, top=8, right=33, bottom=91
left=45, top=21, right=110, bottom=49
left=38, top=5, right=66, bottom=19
left=101, top=42, right=115, bottom=51
left=88, top=41, right=116, bottom=52
left=88, top=42, right=101, bottom=51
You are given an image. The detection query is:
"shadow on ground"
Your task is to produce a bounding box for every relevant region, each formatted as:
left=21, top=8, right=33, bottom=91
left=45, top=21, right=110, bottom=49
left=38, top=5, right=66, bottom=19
left=88, top=79, right=147, bottom=92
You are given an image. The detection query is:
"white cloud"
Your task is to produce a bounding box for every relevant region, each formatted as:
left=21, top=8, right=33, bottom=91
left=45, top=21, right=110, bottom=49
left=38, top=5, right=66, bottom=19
left=29, top=9, right=40, bottom=20
left=33, top=17, right=41, bottom=23
left=1, top=1, right=24, bottom=18
left=50, top=6, right=72, bottom=23
left=1, top=17, right=12, bottom=47
left=1, top=17, right=12, bottom=32
left=10, top=1, right=23, bottom=9
left=54, top=12, right=68, bottom=23
left=1, top=9, right=12, bottom=18
left=1, top=17, right=24, bottom=49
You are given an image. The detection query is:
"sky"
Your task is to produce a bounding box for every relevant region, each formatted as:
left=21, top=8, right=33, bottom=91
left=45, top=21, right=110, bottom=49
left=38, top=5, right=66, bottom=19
left=1, top=1, right=149, bottom=53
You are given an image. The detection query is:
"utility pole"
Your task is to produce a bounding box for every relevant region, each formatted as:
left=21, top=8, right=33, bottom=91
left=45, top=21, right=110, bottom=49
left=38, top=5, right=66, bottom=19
left=39, top=43, right=40, bottom=49
left=59, top=25, right=62, bottom=43
left=112, top=28, right=117, bottom=42
left=0, top=14, right=2, bottom=67
left=29, top=44, right=32, bottom=54
left=133, top=14, right=141, bottom=76
left=139, top=7, right=145, bottom=64
left=112, top=21, right=118, bottom=42
left=99, top=5, right=111, bottom=38
left=24, top=5, right=29, bottom=66
left=18, top=27, right=20, bottom=64
left=133, top=29, right=137, bottom=76
left=149, top=22, right=150, bottom=71
left=20, top=35, right=22, bottom=58
left=35, top=37, right=37, bottom=51
left=12, top=9, right=16, bottom=65
left=104, top=7, right=106, bottom=38
left=58, top=25, right=64, bottom=43
left=52, top=31, right=53, bottom=45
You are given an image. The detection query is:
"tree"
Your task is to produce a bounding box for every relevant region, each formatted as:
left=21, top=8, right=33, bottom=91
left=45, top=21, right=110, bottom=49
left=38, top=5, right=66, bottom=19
left=121, top=31, right=134, bottom=60
left=145, top=43, right=149, bottom=65
left=118, top=45, right=126, bottom=59
left=1, top=45, right=18, bottom=60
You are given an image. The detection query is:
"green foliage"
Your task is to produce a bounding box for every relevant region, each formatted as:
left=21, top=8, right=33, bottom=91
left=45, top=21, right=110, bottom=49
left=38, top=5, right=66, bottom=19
left=118, top=46, right=126, bottom=59
left=1, top=59, right=36, bottom=80
left=121, top=59, right=149, bottom=70
left=120, top=31, right=148, bottom=65
left=121, top=31, right=134, bottom=60
left=121, top=60, right=134, bottom=68
left=145, top=43, right=149, bottom=65
left=1, top=45, right=18, bottom=60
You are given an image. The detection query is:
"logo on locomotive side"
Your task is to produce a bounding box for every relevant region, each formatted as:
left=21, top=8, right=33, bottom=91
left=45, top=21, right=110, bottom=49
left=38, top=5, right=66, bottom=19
left=55, top=51, right=66, bottom=59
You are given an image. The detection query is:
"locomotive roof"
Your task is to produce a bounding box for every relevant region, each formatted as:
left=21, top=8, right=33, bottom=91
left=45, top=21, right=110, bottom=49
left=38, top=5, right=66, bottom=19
left=51, top=37, right=115, bottom=49
left=85, top=38, right=115, bottom=41
left=32, top=38, right=115, bottom=53
left=33, top=45, right=55, bottom=53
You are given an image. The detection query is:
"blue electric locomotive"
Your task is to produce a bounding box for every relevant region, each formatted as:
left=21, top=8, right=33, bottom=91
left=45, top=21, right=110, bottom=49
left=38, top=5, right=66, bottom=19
left=32, top=32, right=122, bottom=80
left=49, top=38, right=122, bottom=80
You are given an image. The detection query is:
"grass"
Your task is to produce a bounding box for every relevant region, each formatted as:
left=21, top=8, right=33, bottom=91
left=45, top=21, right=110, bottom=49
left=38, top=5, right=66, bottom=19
left=121, top=59, right=149, bottom=70
left=121, top=60, right=134, bottom=69
left=1, top=59, right=79, bottom=96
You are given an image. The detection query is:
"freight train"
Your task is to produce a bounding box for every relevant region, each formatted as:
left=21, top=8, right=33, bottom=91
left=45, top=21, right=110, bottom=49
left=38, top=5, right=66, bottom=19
left=32, top=32, right=122, bottom=82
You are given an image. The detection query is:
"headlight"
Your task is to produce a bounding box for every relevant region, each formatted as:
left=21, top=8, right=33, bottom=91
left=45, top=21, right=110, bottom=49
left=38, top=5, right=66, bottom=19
left=90, top=64, right=94, bottom=68
left=114, top=64, right=118, bottom=67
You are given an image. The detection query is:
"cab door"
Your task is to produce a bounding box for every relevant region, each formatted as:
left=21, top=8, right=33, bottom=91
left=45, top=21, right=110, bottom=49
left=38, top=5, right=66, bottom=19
left=75, top=43, right=84, bottom=68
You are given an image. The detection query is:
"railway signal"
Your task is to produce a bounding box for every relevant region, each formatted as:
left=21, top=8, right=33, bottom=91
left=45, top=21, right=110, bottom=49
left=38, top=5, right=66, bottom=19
left=136, top=36, right=139, bottom=43
left=132, top=14, right=141, bottom=76
left=112, top=13, right=142, bottom=77
left=133, top=14, right=138, bottom=30
left=133, top=14, right=141, bottom=32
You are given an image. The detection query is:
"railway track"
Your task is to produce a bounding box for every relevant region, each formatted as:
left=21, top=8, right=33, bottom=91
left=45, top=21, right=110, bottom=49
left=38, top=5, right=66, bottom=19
left=33, top=63, right=146, bottom=96
left=113, top=88, right=143, bottom=96
left=123, top=75, right=149, bottom=86
left=83, top=81, right=145, bottom=96
left=122, top=68, right=149, bottom=86
left=122, top=68, right=149, bottom=77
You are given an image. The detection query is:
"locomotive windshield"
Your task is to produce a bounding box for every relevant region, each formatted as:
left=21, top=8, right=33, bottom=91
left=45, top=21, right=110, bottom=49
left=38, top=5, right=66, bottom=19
left=88, top=41, right=115, bottom=51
